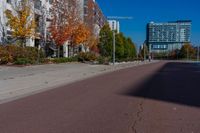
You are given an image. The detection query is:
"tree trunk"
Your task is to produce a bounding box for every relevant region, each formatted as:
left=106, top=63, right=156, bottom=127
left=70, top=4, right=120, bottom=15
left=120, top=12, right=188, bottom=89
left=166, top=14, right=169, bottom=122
left=73, top=45, right=75, bottom=56
left=21, top=38, right=26, bottom=48
left=70, top=41, right=74, bottom=57
left=57, top=45, right=60, bottom=58
left=83, top=44, right=87, bottom=53
left=37, top=46, right=40, bottom=64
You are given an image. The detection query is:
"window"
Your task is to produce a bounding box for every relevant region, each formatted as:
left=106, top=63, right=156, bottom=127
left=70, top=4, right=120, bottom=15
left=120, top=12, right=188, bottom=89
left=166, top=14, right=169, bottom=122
left=49, top=0, right=53, bottom=4
left=153, top=45, right=167, bottom=49
left=7, top=0, right=12, bottom=4
left=112, top=21, right=115, bottom=30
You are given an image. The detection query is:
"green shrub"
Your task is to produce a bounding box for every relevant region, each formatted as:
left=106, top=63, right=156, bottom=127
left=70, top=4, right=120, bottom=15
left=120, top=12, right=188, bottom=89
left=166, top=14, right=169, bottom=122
left=97, top=56, right=104, bottom=64
left=0, top=45, right=45, bottom=65
left=0, top=47, right=12, bottom=64
left=52, top=57, right=78, bottom=64
left=53, top=58, right=69, bottom=63
left=97, top=56, right=111, bottom=64
left=78, top=52, right=97, bottom=62
left=40, top=58, right=52, bottom=64
left=14, top=58, right=31, bottom=65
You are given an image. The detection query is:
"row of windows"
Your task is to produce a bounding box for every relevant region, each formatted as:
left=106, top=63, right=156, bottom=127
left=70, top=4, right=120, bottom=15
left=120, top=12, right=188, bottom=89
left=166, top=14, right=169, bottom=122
left=7, top=0, right=11, bottom=4
left=7, top=0, right=53, bottom=5
left=152, top=45, right=168, bottom=49
left=84, top=0, right=106, bottom=27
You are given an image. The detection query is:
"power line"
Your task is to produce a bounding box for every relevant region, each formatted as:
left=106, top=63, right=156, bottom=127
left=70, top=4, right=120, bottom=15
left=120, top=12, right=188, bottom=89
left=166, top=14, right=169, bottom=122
left=107, top=16, right=133, bottom=20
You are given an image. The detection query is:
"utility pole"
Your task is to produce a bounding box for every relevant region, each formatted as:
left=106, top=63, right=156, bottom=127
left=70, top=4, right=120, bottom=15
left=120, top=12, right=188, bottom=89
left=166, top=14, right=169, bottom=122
left=187, top=47, right=189, bottom=61
left=107, top=16, right=133, bottom=65
left=113, top=31, right=116, bottom=65
left=143, top=44, right=146, bottom=61
left=197, top=45, right=199, bottom=62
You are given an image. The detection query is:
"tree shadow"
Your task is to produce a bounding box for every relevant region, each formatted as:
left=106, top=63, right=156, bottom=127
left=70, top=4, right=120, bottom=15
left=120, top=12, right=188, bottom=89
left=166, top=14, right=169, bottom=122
left=121, top=62, right=200, bottom=108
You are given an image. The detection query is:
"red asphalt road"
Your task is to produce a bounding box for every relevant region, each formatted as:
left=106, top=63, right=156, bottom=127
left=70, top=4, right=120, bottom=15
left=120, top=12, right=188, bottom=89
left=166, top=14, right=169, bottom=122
left=0, top=61, right=200, bottom=133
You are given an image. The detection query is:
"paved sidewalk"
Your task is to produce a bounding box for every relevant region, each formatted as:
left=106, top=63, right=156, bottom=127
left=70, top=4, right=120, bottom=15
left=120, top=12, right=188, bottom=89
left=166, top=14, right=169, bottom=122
left=0, top=61, right=157, bottom=104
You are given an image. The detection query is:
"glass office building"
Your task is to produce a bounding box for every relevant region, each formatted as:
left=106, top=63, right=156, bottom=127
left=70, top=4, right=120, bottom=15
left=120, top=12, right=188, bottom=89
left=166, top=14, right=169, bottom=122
left=146, top=20, right=192, bottom=53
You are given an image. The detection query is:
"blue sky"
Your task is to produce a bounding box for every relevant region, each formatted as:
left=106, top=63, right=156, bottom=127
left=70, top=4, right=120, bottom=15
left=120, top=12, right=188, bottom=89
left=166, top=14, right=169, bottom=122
left=96, top=0, right=200, bottom=48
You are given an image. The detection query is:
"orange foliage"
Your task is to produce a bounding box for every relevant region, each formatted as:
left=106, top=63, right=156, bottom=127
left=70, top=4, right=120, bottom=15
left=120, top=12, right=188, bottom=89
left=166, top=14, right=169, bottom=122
left=50, top=0, right=82, bottom=46
left=50, top=0, right=98, bottom=53
left=72, top=23, right=91, bottom=45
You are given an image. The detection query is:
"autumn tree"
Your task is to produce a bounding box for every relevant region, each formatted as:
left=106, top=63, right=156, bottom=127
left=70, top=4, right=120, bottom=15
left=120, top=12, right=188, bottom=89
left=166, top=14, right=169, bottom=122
left=51, top=0, right=71, bottom=46
left=50, top=0, right=70, bottom=57
left=5, top=0, right=36, bottom=47
left=72, top=23, right=91, bottom=51
left=83, top=0, right=99, bottom=53
left=86, top=36, right=99, bottom=53
left=50, top=0, right=89, bottom=57
left=180, top=43, right=195, bottom=59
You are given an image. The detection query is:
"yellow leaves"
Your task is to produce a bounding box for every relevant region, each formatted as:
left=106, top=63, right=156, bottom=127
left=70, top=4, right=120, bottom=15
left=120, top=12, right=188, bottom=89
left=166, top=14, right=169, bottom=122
left=86, top=36, right=98, bottom=48
left=73, top=23, right=91, bottom=45
left=73, top=23, right=99, bottom=51
left=4, top=1, right=35, bottom=39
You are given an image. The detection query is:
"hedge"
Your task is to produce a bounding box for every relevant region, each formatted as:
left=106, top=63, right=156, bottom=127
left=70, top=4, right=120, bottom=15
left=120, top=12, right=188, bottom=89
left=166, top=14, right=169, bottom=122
left=0, top=45, right=45, bottom=65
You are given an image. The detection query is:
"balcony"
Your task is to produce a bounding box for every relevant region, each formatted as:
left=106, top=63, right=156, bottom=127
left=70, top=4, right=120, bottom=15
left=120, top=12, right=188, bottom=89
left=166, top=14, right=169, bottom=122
left=34, top=0, right=42, bottom=10
left=34, top=0, right=42, bottom=15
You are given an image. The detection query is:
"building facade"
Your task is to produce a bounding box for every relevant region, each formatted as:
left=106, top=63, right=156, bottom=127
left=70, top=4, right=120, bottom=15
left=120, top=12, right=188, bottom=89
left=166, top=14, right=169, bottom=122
left=108, top=20, right=120, bottom=33
left=146, top=20, right=192, bottom=53
left=0, top=0, right=106, bottom=57
left=0, top=0, right=53, bottom=47
left=82, top=0, right=107, bottom=36
left=64, top=0, right=107, bottom=57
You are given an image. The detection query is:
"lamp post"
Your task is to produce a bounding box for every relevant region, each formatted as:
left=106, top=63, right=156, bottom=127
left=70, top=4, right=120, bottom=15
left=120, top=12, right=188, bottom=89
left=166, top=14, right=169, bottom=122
left=143, top=44, right=146, bottom=61
left=187, top=47, right=189, bottom=61
left=197, top=44, right=199, bottom=62
left=107, top=16, right=133, bottom=65
left=113, top=30, right=116, bottom=65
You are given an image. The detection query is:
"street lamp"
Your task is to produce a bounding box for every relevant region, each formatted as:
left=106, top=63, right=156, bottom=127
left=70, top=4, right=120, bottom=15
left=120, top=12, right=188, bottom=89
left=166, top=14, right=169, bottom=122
left=197, top=44, right=199, bottom=62
left=107, top=16, right=133, bottom=65
left=112, top=30, right=116, bottom=65
left=143, top=44, right=146, bottom=61
left=187, top=47, right=189, bottom=61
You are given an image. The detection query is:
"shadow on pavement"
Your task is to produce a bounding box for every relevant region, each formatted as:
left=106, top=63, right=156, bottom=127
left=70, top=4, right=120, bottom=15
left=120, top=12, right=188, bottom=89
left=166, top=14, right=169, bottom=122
left=122, top=62, right=200, bottom=108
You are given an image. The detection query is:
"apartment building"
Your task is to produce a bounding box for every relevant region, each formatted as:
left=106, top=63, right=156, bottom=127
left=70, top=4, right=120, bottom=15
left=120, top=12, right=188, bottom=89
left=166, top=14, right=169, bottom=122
left=0, top=0, right=106, bottom=57
left=82, top=0, right=107, bottom=36
left=65, top=0, right=107, bottom=57
left=146, top=20, right=192, bottom=53
left=0, top=0, right=53, bottom=46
